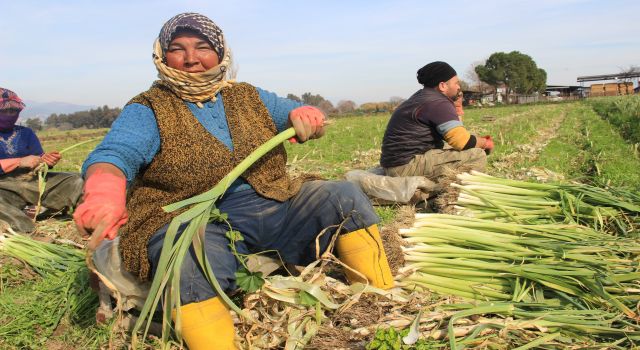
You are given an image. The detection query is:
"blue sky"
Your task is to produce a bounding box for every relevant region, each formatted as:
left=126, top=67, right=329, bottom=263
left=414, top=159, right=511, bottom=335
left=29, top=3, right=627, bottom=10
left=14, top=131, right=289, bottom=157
left=1, top=0, right=638, bottom=107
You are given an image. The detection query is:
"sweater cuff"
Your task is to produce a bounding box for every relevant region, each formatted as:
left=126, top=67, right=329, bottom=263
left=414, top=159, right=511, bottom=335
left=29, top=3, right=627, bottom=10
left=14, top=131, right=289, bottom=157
left=463, top=135, right=477, bottom=150
left=0, top=158, right=20, bottom=174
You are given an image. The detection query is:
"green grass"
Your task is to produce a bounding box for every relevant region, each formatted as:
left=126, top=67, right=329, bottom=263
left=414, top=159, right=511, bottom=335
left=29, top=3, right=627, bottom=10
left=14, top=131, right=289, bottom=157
left=589, top=95, right=640, bottom=144
left=535, top=136, right=587, bottom=180
left=534, top=103, right=640, bottom=189
left=0, top=270, right=110, bottom=350
left=285, top=114, right=389, bottom=178
left=374, top=205, right=399, bottom=225
left=39, top=128, right=108, bottom=172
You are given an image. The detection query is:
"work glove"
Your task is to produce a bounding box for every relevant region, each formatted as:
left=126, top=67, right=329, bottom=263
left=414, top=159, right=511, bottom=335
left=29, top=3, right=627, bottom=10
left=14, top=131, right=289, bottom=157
left=288, top=106, right=325, bottom=143
left=481, top=135, right=494, bottom=155
left=73, top=170, right=128, bottom=250
left=41, top=151, right=61, bottom=167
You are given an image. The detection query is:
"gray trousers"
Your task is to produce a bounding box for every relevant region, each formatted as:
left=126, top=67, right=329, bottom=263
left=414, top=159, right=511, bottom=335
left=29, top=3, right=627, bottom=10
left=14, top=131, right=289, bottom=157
left=0, top=171, right=84, bottom=232
left=384, top=148, right=487, bottom=181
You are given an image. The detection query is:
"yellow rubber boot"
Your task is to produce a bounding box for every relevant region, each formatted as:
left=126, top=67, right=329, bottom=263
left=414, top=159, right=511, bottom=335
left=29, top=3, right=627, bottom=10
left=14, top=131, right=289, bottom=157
left=336, top=224, right=394, bottom=289
left=174, top=297, right=236, bottom=350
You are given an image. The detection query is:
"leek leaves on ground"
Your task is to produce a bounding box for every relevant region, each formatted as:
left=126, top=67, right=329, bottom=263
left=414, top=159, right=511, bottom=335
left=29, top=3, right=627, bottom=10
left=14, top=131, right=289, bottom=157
left=0, top=227, right=99, bottom=348
left=398, top=172, right=640, bottom=348
left=400, top=213, right=640, bottom=317
left=453, top=171, right=640, bottom=235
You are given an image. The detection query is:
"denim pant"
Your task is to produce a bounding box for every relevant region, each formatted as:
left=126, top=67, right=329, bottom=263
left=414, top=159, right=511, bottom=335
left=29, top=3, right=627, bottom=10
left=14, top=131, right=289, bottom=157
left=147, top=180, right=379, bottom=305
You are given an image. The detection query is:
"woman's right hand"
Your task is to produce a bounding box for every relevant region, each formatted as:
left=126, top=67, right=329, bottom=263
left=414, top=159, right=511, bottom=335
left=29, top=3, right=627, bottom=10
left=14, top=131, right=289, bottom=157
left=73, top=164, right=129, bottom=250
left=19, top=155, right=42, bottom=169
left=288, top=106, right=326, bottom=143
left=41, top=151, right=62, bottom=167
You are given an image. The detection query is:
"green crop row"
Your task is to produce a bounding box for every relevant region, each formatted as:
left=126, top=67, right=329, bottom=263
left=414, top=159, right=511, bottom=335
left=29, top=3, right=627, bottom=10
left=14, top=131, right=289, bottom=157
left=589, top=95, right=640, bottom=144
left=535, top=103, right=640, bottom=190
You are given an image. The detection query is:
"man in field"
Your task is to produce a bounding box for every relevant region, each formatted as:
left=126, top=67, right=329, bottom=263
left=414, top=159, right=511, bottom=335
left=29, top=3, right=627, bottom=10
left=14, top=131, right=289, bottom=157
left=380, top=61, right=493, bottom=181
left=0, top=87, right=83, bottom=232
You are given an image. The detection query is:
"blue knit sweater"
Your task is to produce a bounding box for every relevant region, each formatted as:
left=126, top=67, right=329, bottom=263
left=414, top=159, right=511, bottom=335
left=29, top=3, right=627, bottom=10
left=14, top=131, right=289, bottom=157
left=83, top=87, right=302, bottom=191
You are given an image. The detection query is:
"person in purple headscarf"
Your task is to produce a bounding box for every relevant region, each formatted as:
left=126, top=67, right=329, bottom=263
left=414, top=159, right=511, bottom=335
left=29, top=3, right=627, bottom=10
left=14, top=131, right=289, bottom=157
left=0, top=87, right=83, bottom=232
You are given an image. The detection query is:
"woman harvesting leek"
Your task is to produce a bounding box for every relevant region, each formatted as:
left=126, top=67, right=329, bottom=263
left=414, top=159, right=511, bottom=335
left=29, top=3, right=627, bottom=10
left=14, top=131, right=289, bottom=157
left=0, top=87, right=84, bottom=232
left=74, top=12, right=393, bottom=350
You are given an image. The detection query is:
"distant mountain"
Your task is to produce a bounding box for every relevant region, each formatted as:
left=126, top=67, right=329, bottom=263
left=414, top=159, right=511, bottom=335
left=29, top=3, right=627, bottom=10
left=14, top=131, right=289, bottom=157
left=20, top=100, right=96, bottom=120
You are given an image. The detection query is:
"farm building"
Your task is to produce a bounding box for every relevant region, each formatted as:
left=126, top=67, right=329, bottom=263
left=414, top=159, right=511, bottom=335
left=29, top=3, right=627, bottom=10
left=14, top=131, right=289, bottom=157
left=545, top=85, right=588, bottom=98
left=460, top=90, right=501, bottom=106
left=577, top=71, right=640, bottom=97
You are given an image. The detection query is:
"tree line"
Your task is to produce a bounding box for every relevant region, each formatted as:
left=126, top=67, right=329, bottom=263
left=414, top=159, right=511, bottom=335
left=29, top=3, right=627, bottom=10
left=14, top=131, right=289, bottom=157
left=286, top=92, right=405, bottom=115
left=22, top=50, right=551, bottom=131
left=24, top=105, right=122, bottom=131
left=22, top=96, right=402, bottom=132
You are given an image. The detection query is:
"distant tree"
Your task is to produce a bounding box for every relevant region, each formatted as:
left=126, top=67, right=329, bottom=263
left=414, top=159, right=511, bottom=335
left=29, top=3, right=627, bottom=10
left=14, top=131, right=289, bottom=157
left=475, top=51, right=547, bottom=95
left=620, top=65, right=640, bottom=74
left=336, top=100, right=357, bottom=114
left=619, top=65, right=640, bottom=82
left=316, top=100, right=336, bottom=115
left=58, top=122, right=74, bottom=131
left=359, top=103, right=378, bottom=114
left=24, top=118, right=43, bottom=131
left=44, top=106, right=122, bottom=129
left=458, top=79, right=471, bottom=91
left=286, top=94, right=302, bottom=103
left=465, top=61, right=493, bottom=93
left=359, top=102, right=394, bottom=114
left=388, top=96, right=405, bottom=108
left=45, top=113, right=58, bottom=128
left=301, top=92, right=327, bottom=106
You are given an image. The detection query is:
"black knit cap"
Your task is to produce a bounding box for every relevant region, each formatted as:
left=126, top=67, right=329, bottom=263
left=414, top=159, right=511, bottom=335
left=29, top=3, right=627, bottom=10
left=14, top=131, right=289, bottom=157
left=159, top=12, right=224, bottom=61
left=417, top=61, right=457, bottom=87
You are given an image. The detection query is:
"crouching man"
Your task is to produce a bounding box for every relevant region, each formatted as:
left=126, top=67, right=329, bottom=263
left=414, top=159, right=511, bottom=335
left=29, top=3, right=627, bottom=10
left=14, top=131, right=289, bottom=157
left=380, top=61, right=494, bottom=181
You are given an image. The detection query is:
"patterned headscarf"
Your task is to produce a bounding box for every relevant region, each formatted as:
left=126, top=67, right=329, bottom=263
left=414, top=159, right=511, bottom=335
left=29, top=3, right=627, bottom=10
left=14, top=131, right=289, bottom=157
left=153, top=13, right=233, bottom=106
left=0, top=88, right=26, bottom=112
left=159, top=12, right=224, bottom=61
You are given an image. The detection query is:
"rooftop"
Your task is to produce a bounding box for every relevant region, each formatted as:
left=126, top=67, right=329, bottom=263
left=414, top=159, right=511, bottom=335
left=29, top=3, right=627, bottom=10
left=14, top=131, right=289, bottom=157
left=577, top=72, right=640, bottom=82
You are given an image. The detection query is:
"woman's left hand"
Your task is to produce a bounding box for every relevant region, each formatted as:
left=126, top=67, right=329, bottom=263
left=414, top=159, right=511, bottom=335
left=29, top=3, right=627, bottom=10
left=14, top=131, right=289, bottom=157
left=288, top=106, right=325, bottom=143
left=41, top=151, right=61, bottom=167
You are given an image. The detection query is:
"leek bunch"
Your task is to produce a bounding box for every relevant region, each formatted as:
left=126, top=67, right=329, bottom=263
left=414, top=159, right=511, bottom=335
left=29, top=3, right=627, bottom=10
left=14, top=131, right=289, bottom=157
left=400, top=214, right=640, bottom=317
left=0, top=227, right=98, bottom=348
left=439, top=302, right=640, bottom=349
left=399, top=172, right=640, bottom=348
left=453, top=171, right=640, bottom=235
